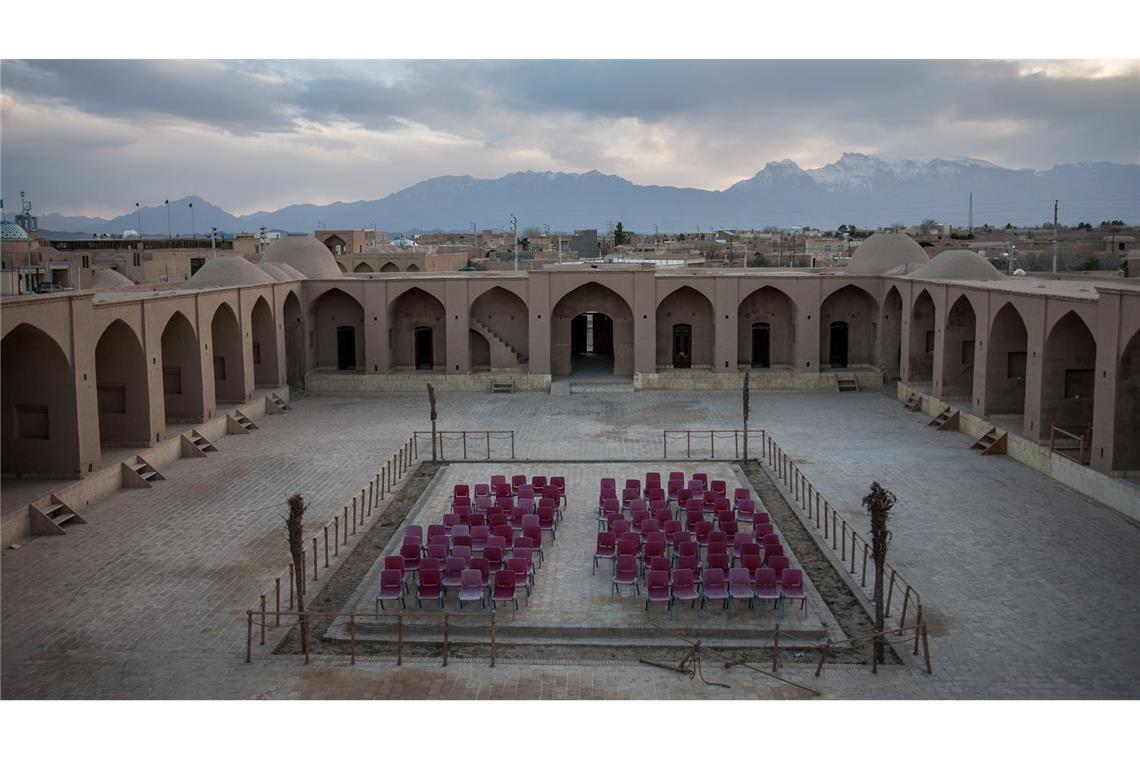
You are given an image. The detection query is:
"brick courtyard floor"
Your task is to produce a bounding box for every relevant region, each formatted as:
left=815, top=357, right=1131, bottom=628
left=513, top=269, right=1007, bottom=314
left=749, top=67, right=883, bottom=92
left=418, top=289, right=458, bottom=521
left=3, top=388, right=1139, bottom=699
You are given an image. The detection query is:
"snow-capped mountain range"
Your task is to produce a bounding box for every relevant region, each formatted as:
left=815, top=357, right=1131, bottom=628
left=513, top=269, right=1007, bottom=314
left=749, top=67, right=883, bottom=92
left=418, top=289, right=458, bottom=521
left=30, top=154, right=1140, bottom=235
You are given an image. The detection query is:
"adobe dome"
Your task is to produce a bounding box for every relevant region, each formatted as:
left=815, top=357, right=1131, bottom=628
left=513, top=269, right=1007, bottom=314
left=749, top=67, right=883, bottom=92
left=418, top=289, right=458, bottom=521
left=273, top=262, right=309, bottom=280
left=847, top=232, right=928, bottom=275
left=90, top=268, right=135, bottom=289
left=259, top=262, right=294, bottom=282
left=906, top=249, right=1005, bottom=281
left=183, top=255, right=276, bottom=288
left=261, top=234, right=342, bottom=279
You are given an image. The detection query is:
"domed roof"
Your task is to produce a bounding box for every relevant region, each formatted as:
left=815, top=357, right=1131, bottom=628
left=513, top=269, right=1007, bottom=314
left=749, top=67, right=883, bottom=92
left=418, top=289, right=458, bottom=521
left=1, top=221, right=29, bottom=240
left=847, top=232, right=928, bottom=275
left=183, top=255, right=276, bottom=288
left=90, top=268, right=135, bottom=289
left=259, top=262, right=294, bottom=282
left=273, top=262, right=308, bottom=280
left=261, top=234, right=342, bottom=279
left=906, top=249, right=1005, bottom=281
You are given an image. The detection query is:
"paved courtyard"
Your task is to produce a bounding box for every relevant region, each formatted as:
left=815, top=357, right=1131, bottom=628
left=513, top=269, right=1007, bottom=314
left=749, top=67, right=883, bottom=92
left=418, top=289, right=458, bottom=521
left=3, top=387, right=1139, bottom=698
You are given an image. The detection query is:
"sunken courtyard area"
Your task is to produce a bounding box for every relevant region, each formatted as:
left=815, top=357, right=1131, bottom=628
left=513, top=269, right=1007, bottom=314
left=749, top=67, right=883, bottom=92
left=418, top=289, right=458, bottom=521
left=2, top=389, right=1139, bottom=699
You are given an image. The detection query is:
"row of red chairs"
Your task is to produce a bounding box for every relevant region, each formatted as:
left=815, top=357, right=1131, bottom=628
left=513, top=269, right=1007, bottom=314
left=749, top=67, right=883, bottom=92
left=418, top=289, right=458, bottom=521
left=636, top=566, right=807, bottom=618
left=455, top=476, right=567, bottom=505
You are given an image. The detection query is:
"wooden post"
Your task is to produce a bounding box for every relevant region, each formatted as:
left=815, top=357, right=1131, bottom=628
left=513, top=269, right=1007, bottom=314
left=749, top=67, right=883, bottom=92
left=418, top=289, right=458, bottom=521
left=275, top=577, right=281, bottom=626
left=913, top=603, right=924, bottom=656
left=288, top=564, right=295, bottom=609
left=510, top=432, right=515, bottom=460
left=486, top=431, right=491, bottom=460
left=413, top=434, right=418, bottom=460
left=399, top=448, right=404, bottom=476
left=312, top=538, right=319, bottom=582
left=823, top=504, right=829, bottom=539
left=662, top=431, right=667, bottom=459
left=734, top=429, right=739, bottom=460
left=442, top=614, right=449, bottom=667
left=350, top=612, right=356, bottom=665
left=259, top=594, right=266, bottom=646
left=815, top=639, right=831, bottom=677
left=246, top=610, right=253, bottom=663
left=352, top=499, right=357, bottom=536
left=490, top=611, right=497, bottom=668
left=710, top=430, right=715, bottom=459
left=772, top=624, right=780, bottom=672
left=921, top=619, right=932, bottom=674
left=334, top=516, right=340, bottom=556
left=382, top=469, right=387, bottom=499
left=687, top=430, right=691, bottom=458
left=368, top=480, right=374, bottom=515
left=831, top=513, right=838, bottom=549
left=343, top=506, right=349, bottom=543
left=841, top=523, right=847, bottom=561
left=439, top=435, right=444, bottom=461
left=462, top=432, right=468, bottom=460
left=899, top=587, right=911, bottom=634
left=360, top=490, right=366, bottom=522
left=324, top=526, right=329, bottom=568
left=397, top=615, right=404, bottom=666
left=815, top=493, right=821, bottom=529
left=303, top=612, right=310, bottom=665
left=860, top=543, right=869, bottom=586
left=849, top=530, right=857, bottom=574
left=885, top=569, right=897, bottom=616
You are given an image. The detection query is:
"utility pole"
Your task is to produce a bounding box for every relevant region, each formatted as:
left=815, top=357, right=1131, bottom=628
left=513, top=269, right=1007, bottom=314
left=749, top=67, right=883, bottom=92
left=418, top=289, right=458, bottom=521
left=968, top=192, right=973, bottom=234
left=654, top=224, right=659, bottom=255
left=470, top=222, right=477, bottom=252
left=1008, top=228, right=1015, bottom=274
left=210, top=226, right=218, bottom=259
left=136, top=202, right=143, bottom=236
left=189, top=202, right=196, bottom=238
left=165, top=199, right=172, bottom=239
left=510, top=214, right=519, bottom=271
left=1052, top=200, right=1059, bottom=273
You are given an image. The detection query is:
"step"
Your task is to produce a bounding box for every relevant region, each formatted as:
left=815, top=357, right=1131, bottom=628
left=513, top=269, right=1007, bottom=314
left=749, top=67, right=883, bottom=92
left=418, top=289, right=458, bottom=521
left=969, top=427, right=1007, bottom=455
left=570, top=382, right=635, bottom=393
left=30, top=497, right=86, bottom=536
left=491, top=381, right=514, bottom=394
left=267, top=393, right=291, bottom=415
left=226, top=413, right=259, bottom=434
left=122, top=457, right=165, bottom=488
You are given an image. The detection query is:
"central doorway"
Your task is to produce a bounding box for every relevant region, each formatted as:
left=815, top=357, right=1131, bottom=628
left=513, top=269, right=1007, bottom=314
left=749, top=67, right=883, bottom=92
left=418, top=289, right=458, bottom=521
left=751, top=322, right=771, bottom=368
left=336, top=326, right=357, bottom=370
left=829, top=321, right=849, bottom=368
left=672, top=324, right=692, bottom=368
left=414, top=326, right=434, bottom=370
left=570, top=312, right=614, bottom=377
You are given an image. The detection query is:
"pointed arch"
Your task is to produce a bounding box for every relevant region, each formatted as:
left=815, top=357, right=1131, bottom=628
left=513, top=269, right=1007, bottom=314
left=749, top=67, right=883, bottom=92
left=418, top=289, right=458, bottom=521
left=389, top=286, right=445, bottom=370
left=95, top=319, right=152, bottom=448
left=283, top=291, right=305, bottom=388
left=160, top=311, right=204, bottom=422
left=737, top=285, right=796, bottom=368
left=656, top=285, right=714, bottom=369
left=312, top=287, right=364, bottom=371
left=819, top=284, right=879, bottom=368
left=211, top=302, right=247, bottom=404
left=942, top=294, right=977, bottom=400
left=1113, top=328, right=1140, bottom=471
left=406, top=263, right=420, bottom=272
left=380, top=262, right=399, bottom=272
left=984, top=302, right=1028, bottom=416
left=907, top=289, right=937, bottom=382
left=353, top=262, right=374, bottom=273
left=551, top=282, right=634, bottom=377
left=881, top=286, right=903, bottom=380
left=1041, top=310, right=1096, bottom=441
left=250, top=296, right=279, bottom=387
left=470, top=285, right=529, bottom=368
left=1, top=324, right=80, bottom=476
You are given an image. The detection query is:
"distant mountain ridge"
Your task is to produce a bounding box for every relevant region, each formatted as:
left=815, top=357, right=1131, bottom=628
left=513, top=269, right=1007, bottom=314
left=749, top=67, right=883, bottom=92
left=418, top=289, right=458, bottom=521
left=32, top=154, right=1140, bottom=235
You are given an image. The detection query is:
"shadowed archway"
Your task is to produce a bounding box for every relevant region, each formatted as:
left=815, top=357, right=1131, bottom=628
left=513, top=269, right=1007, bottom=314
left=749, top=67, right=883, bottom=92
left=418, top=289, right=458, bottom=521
left=656, top=286, right=713, bottom=369
left=95, top=320, right=152, bottom=448
left=211, top=303, right=247, bottom=404
left=1040, top=311, right=1096, bottom=442
left=160, top=311, right=204, bottom=422
left=942, top=295, right=977, bottom=400
left=984, top=303, right=1028, bottom=417
left=738, top=286, right=795, bottom=368
left=908, top=289, right=936, bottom=383
left=389, top=287, right=445, bottom=370
left=551, top=282, right=634, bottom=377
left=311, top=288, right=364, bottom=371
left=251, top=296, right=279, bottom=387
left=819, top=285, right=879, bottom=369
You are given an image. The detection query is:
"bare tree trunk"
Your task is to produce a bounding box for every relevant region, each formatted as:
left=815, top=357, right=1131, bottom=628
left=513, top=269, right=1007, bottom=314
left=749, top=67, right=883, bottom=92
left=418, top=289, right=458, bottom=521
left=286, top=493, right=309, bottom=659
left=742, top=370, right=750, bottom=460
left=427, top=382, right=438, bottom=463
left=863, top=481, right=896, bottom=669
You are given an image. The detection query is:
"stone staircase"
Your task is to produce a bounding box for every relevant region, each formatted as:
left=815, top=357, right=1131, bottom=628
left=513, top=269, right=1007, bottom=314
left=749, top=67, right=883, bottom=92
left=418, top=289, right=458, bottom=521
left=30, top=496, right=86, bottom=535
left=267, top=393, right=291, bottom=414
left=835, top=374, right=860, bottom=392
left=181, top=429, right=218, bottom=458
left=970, top=426, right=1008, bottom=455
left=492, top=380, right=515, bottom=394
left=928, top=406, right=960, bottom=431
left=471, top=317, right=527, bottom=367
left=226, top=411, right=258, bottom=434
left=903, top=392, right=924, bottom=412
left=122, top=456, right=165, bottom=488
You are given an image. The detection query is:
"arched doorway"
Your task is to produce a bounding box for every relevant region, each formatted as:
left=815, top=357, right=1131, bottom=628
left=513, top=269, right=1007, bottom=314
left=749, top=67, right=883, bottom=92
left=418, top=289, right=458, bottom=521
left=353, top=262, right=374, bottom=273
left=751, top=323, right=771, bottom=368
left=942, top=295, right=977, bottom=401
left=283, top=291, right=304, bottom=389
left=160, top=312, right=204, bottom=422
left=738, top=286, right=795, bottom=368
left=470, top=286, right=529, bottom=368
left=380, top=262, right=399, bottom=272
left=1, top=324, right=80, bottom=476
left=1041, top=311, right=1096, bottom=442
left=908, top=290, right=936, bottom=383
left=389, top=287, right=446, bottom=370
left=406, top=263, right=421, bottom=272
left=251, top=296, right=279, bottom=387
left=211, top=303, right=247, bottom=405
left=469, top=329, right=491, bottom=371
left=984, top=302, right=1028, bottom=418
left=656, top=286, right=713, bottom=369
left=881, top=287, right=903, bottom=380
left=1113, top=329, right=1140, bottom=471
left=323, top=234, right=347, bottom=255
left=311, top=288, right=364, bottom=371
left=95, top=320, right=152, bottom=448
left=551, top=282, right=634, bottom=377
left=336, top=262, right=347, bottom=273
left=819, top=285, right=878, bottom=369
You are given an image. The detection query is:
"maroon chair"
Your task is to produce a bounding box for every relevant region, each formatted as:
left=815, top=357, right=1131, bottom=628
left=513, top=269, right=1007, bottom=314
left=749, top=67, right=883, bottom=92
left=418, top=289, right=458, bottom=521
left=495, top=495, right=514, bottom=512
left=376, top=569, right=406, bottom=612
left=417, top=567, right=444, bottom=609
left=511, top=474, right=527, bottom=494
left=625, top=478, right=641, bottom=493
left=706, top=552, right=730, bottom=575
left=495, top=483, right=512, bottom=500
left=507, top=557, right=532, bottom=604
left=640, top=517, right=661, bottom=537
left=727, top=568, right=754, bottom=616
left=675, top=554, right=702, bottom=582
left=600, top=477, right=616, bottom=492
left=740, top=553, right=762, bottom=575
left=522, top=526, right=545, bottom=565
left=675, top=540, right=699, bottom=568
left=508, top=505, right=528, bottom=532
left=453, top=483, right=470, bottom=502
left=541, top=486, right=561, bottom=513
left=594, top=531, right=616, bottom=574
left=711, top=479, right=727, bottom=496
left=518, top=485, right=535, bottom=501
left=452, top=495, right=472, bottom=511
left=630, top=510, right=650, bottom=532
left=550, top=475, right=567, bottom=506
left=475, top=495, right=493, bottom=513
left=613, top=555, right=640, bottom=597
left=467, top=512, right=485, bottom=528
left=653, top=507, right=672, bottom=525
left=451, top=545, right=472, bottom=562
left=513, top=546, right=537, bottom=579
left=694, top=521, right=713, bottom=547
left=754, top=512, right=771, bottom=526
left=536, top=504, right=557, bottom=542
left=701, top=567, right=729, bottom=611
left=426, top=543, right=449, bottom=563
left=646, top=487, right=666, bottom=505
left=622, top=487, right=640, bottom=506
left=692, top=473, right=709, bottom=489
left=767, top=554, right=790, bottom=576
left=671, top=568, right=700, bottom=611
left=454, top=504, right=472, bottom=523
left=677, top=488, right=692, bottom=510
left=780, top=568, right=808, bottom=619
left=442, top=557, right=466, bottom=593
left=736, top=541, right=761, bottom=565
left=667, top=479, right=683, bottom=501
left=616, top=535, right=640, bottom=561
left=427, top=523, right=446, bottom=545
left=400, top=541, right=422, bottom=575
left=490, top=474, right=507, bottom=489
left=474, top=483, right=491, bottom=498
left=491, top=571, right=518, bottom=616
left=613, top=518, right=632, bottom=539
left=469, top=557, right=490, bottom=588
left=721, top=519, right=740, bottom=541
left=663, top=519, right=683, bottom=544
left=458, top=569, right=485, bottom=609
left=764, top=544, right=785, bottom=560
left=649, top=556, right=672, bottom=575
left=483, top=545, right=505, bottom=573
left=384, top=555, right=407, bottom=584
left=492, top=524, right=514, bottom=550
left=684, top=507, right=703, bottom=531
left=755, top=522, right=775, bottom=539
left=532, top=475, right=548, bottom=490
left=469, top=525, right=490, bottom=553
left=736, top=499, right=757, bottom=524
left=488, top=513, right=508, bottom=530
left=754, top=568, right=780, bottom=612
left=645, top=570, right=671, bottom=613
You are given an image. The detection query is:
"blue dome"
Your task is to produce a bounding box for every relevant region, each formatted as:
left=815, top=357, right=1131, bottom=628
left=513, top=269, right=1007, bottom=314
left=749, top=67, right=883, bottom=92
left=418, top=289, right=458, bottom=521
left=1, top=221, right=29, bottom=241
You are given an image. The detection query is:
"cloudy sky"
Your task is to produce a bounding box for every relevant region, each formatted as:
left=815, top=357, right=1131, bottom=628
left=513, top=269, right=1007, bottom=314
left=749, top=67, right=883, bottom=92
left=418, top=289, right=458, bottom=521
left=1, top=59, right=1137, bottom=217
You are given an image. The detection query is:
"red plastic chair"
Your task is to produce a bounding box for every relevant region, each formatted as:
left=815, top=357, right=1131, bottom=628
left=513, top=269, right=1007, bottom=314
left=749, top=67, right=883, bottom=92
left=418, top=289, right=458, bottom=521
left=451, top=545, right=472, bottom=562
left=427, top=523, right=446, bottom=545
left=594, top=531, right=616, bottom=574
left=475, top=495, right=493, bottom=513
left=675, top=540, right=699, bottom=567
left=458, top=569, right=485, bottom=609
left=550, top=475, right=567, bottom=506
left=616, top=535, right=640, bottom=560
left=733, top=487, right=750, bottom=506
left=667, top=479, right=683, bottom=501
left=483, top=545, right=505, bottom=573
left=692, top=473, right=709, bottom=489
left=643, top=540, right=666, bottom=573
left=491, top=570, right=518, bottom=616
left=490, top=474, right=507, bottom=489
left=492, top=524, right=514, bottom=550
left=780, top=568, right=808, bottom=619
left=453, top=483, right=470, bottom=501
left=613, top=518, right=632, bottom=538
left=706, top=552, right=730, bottom=575
left=767, top=554, right=790, bottom=576
left=452, top=495, right=472, bottom=511
left=426, top=543, right=448, bottom=563
left=677, top=488, right=692, bottom=509
left=694, top=520, right=713, bottom=546
left=600, top=476, right=616, bottom=492
left=727, top=568, right=754, bottom=616
left=755, top=522, right=775, bottom=539
left=740, top=553, right=762, bottom=575
left=649, top=556, right=672, bottom=574
left=701, top=567, right=729, bottom=611
left=474, top=483, right=491, bottom=498
left=442, top=557, right=466, bottom=592
left=622, top=487, right=640, bottom=506
left=522, top=526, right=545, bottom=565
left=384, top=555, right=407, bottom=584
left=417, top=567, right=444, bottom=609
left=511, top=474, right=527, bottom=494
left=376, top=569, right=406, bottom=612
left=469, top=526, right=490, bottom=553
left=663, top=519, right=683, bottom=544
left=512, top=546, right=537, bottom=579
left=507, top=557, right=532, bottom=604
left=613, top=555, right=640, bottom=597
left=754, top=512, right=771, bottom=525
left=736, top=499, right=757, bottom=523
left=467, top=512, right=485, bottom=528
left=532, top=475, right=548, bottom=490
left=625, top=478, right=641, bottom=493
left=671, top=568, right=700, bottom=611
left=675, top=553, right=702, bottom=581
left=754, top=568, right=780, bottom=612
left=400, top=541, right=422, bottom=574
left=495, top=483, right=512, bottom=500
left=539, top=495, right=562, bottom=524
left=469, top=557, right=490, bottom=589
left=711, top=479, right=727, bottom=496
left=645, top=570, right=671, bottom=613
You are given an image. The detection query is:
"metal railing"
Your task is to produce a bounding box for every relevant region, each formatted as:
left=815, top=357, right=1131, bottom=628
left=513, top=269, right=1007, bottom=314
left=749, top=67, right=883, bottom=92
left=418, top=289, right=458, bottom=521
left=1050, top=423, right=1091, bottom=465
left=413, top=430, right=516, bottom=461
left=663, top=429, right=767, bottom=460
